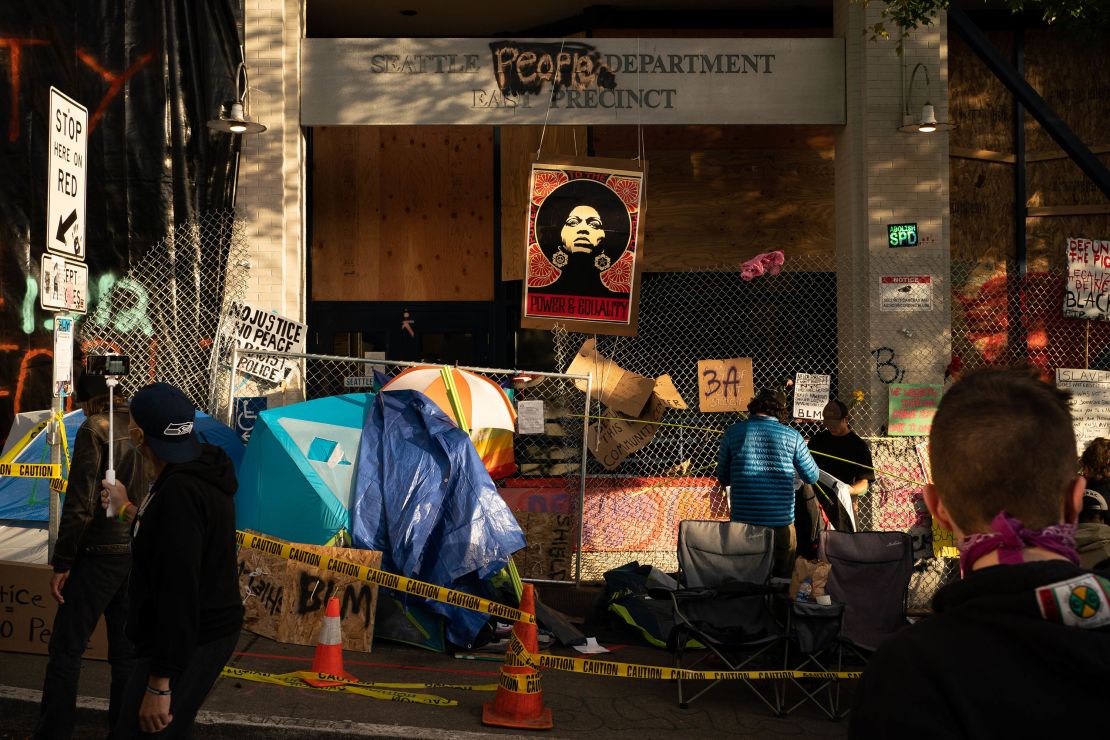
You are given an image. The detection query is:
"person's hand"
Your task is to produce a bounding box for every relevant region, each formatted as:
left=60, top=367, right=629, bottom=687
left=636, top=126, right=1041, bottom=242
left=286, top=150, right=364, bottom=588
left=50, top=571, right=69, bottom=604
left=138, top=690, right=173, bottom=733
left=101, top=478, right=128, bottom=513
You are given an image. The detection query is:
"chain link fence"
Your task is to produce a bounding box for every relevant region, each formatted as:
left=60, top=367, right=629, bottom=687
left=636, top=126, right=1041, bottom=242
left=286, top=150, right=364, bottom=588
left=78, top=210, right=250, bottom=415
left=226, top=349, right=590, bottom=584
left=549, top=253, right=1091, bottom=611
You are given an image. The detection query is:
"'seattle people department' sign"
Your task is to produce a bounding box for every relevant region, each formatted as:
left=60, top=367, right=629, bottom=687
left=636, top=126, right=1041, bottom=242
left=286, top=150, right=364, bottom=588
left=302, top=38, right=845, bottom=126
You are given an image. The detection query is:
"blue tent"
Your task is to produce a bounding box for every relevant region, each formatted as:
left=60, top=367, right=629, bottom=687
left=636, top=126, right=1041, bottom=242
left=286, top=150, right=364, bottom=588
left=351, top=390, right=525, bottom=649
left=0, top=410, right=243, bottom=522
left=236, top=393, right=373, bottom=545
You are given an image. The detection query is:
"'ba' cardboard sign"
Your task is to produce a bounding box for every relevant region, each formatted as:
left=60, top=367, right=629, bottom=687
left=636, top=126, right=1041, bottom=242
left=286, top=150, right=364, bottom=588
left=231, top=303, right=307, bottom=384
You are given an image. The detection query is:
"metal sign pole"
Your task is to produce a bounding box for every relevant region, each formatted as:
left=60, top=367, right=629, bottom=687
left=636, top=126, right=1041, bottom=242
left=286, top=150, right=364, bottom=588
left=47, top=314, right=63, bottom=563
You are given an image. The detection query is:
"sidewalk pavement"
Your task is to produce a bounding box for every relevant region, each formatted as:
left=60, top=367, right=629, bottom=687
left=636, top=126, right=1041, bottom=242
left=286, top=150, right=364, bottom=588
left=0, top=632, right=850, bottom=739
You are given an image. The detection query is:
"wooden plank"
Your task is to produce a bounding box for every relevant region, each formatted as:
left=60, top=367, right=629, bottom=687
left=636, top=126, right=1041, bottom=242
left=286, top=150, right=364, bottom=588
left=949, top=147, right=1016, bottom=164
left=1027, top=204, right=1110, bottom=217
left=313, top=126, right=493, bottom=301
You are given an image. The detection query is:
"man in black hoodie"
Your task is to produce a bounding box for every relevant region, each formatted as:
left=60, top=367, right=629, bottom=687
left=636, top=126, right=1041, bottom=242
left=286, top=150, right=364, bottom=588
left=851, top=368, right=1110, bottom=738
left=101, top=382, right=243, bottom=737
left=34, top=372, right=150, bottom=739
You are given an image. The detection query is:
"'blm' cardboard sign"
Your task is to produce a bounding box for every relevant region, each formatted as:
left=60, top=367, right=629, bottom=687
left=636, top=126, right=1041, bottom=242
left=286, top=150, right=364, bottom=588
left=238, top=535, right=382, bottom=653
left=0, top=559, right=108, bottom=658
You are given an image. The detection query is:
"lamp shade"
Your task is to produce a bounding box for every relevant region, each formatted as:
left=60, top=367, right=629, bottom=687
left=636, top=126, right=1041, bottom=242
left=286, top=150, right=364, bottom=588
left=208, top=101, right=267, bottom=135
left=918, top=103, right=938, bottom=133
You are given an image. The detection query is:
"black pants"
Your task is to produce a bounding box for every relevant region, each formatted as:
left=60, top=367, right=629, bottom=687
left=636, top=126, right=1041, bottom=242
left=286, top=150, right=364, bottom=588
left=33, top=553, right=135, bottom=740
left=112, top=631, right=238, bottom=739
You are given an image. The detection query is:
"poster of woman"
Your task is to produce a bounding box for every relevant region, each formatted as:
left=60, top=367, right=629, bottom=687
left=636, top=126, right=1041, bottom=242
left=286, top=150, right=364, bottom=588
left=522, top=157, right=646, bottom=335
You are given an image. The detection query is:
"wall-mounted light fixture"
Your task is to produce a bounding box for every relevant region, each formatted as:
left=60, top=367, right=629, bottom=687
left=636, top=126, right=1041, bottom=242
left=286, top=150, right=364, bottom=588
left=208, top=60, right=266, bottom=135
left=899, top=62, right=956, bottom=134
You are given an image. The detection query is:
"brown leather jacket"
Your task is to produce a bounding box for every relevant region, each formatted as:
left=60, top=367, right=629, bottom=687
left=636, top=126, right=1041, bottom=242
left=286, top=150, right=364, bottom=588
left=52, top=407, right=152, bottom=571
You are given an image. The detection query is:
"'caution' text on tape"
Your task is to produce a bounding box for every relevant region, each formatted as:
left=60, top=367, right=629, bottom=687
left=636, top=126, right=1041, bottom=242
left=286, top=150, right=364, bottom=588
left=0, top=462, right=61, bottom=479
left=235, top=531, right=535, bottom=625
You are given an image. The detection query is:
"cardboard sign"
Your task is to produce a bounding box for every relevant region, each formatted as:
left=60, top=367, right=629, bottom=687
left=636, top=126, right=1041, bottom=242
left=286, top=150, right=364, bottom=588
left=653, top=374, right=688, bottom=410
left=697, top=358, right=754, bottom=413
left=231, top=303, right=307, bottom=384
left=1056, top=368, right=1110, bottom=453
left=237, top=536, right=382, bottom=654
left=0, top=560, right=108, bottom=659
left=512, top=512, right=574, bottom=581
left=521, top=157, right=646, bottom=336
left=879, top=276, right=933, bottom=312
left=1064, top=237, right=1110, bottom=321
left=567, top=338, right=655, bottom=417
left=587, top=394, right=666, bottom=470
left=792, top=372, right=830, bottom=421
left=888, top=384, right=942, bottom=436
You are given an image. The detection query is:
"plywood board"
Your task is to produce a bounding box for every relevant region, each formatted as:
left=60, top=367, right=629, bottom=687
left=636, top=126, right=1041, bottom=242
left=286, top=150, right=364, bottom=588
left=311, top=126, right=494, bottom=301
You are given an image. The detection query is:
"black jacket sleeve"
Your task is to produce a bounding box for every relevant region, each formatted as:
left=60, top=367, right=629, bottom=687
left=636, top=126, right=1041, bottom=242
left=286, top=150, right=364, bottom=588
left=148, top=482, right=206, bottom=678
left=51, top=424, right=103, bottom=572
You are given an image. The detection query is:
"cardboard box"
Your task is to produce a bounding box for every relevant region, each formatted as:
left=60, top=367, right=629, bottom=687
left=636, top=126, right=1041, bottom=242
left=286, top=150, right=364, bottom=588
left=0, top=559, right=108, bottom=659
left=587, top=394, right=667, bottom=470
left=238, top=537, right=382, bottom=654
left=567, top=338, right=655, bottom=418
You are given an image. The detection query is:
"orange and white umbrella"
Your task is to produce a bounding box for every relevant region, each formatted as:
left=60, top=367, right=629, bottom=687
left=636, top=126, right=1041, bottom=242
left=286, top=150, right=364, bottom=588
left=381, top=366, right=516, bottom=432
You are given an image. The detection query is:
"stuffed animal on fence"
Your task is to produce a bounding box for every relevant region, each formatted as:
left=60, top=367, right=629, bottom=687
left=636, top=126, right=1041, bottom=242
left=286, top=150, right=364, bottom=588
left=740, top=250, right=785, bottom=281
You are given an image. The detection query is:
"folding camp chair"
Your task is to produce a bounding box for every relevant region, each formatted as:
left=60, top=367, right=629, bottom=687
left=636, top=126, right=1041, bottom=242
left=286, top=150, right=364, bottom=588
left=777, top=530, right=914, bottom=719
left=660, top=520, right=782, bottom=712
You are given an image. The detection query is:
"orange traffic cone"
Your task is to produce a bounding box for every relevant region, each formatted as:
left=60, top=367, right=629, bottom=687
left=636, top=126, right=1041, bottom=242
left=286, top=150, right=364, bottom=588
left=302, top=596, right=359, bottom=687
left=483, top=584, right=553, bottom=730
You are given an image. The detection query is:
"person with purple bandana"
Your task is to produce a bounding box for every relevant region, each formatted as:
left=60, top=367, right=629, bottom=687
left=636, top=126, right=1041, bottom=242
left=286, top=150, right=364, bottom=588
left=851, top=368, right=1110, bottom=738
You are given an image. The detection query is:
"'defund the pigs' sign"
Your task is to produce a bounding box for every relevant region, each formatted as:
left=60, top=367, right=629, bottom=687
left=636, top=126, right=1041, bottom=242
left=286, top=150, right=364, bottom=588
left=1064, top=237, right=1110, bottom=321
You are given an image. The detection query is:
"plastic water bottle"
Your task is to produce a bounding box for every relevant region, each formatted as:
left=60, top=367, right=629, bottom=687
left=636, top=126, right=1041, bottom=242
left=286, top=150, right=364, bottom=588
left=797, top=578, right=813, bottom=602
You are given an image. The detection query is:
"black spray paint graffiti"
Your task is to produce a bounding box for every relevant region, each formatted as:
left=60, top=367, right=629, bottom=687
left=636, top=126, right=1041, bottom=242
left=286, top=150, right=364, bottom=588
left=490, top=41, right=618, bottom=96
left=296, top=571, right=375, bottom=629
left=871, top=347, right=906, bottom=384
left=239, top=561, right=283, bottom=616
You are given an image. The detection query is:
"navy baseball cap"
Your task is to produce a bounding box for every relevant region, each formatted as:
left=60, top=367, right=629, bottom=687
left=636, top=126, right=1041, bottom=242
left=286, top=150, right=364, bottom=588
left=130, top=382, right=201, bottom=464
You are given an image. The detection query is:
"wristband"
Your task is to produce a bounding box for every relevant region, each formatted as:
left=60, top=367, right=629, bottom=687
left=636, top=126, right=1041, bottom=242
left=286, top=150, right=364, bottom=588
left=145, top=684, right=172, bottom=696
left=117, top=503, right=132, bottom=523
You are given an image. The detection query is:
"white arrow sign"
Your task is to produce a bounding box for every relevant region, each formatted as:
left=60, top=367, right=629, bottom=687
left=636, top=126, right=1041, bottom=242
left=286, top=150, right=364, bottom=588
left=39, top=253, right=88, bottom=314
left=47, top=87, right=88, bottom=261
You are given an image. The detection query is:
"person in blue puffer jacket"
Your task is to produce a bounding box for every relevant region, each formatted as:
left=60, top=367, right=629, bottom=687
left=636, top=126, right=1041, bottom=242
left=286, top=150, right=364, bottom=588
left=716, top=389, right=820, bottom=578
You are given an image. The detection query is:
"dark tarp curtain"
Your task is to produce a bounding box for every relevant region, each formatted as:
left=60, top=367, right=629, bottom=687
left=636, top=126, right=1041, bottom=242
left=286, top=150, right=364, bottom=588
left=0, top=0, right=242, bottom=444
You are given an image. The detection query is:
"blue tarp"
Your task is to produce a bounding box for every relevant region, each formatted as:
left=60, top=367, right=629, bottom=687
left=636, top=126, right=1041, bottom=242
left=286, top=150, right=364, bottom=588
left=0, top=410, right=242, bottom=522
left=351, top=390, right=525, bottom=649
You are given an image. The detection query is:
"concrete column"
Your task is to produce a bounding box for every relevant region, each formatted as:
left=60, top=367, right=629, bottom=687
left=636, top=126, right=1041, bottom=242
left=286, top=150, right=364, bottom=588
left=835, top=0, right=952, bottom=434
left=239, top=0, right=306, bottom=322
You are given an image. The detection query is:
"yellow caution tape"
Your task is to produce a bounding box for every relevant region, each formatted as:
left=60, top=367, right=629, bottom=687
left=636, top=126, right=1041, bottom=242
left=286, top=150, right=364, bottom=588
left=50, top=477, right=67, bottom=494
left=235, top=531, right=536, bottom=625
left=507, top=635, right=861, bottom=682
left=0, top=420, right=50, bottom=464
left=497, top=671, right=543, bottom=695
left=0, top=462, right=61, bottom=478
left=219, top=666, right=494, bottom=706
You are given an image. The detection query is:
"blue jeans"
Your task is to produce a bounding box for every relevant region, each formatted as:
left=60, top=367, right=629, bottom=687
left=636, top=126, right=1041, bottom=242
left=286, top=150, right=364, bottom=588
left=33, top=553, right=135, bottom=739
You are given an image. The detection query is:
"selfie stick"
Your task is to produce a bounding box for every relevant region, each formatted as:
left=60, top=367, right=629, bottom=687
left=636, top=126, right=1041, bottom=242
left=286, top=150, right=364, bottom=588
left=104, top=376, right=120, bottom=517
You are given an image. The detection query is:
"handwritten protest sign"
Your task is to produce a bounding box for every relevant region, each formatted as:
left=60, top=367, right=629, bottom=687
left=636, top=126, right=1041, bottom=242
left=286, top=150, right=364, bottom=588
left=1056, top=368, right=1110, bottom=453
left=238, top=536, right=382, bottom=653
left=1064, top=237, right=1110, bottom=321
left=231, top=303, right=307, bottom=384
left=587, top=394, right=666, bottom=470
left=697, top=358, right=754, bottom=413
left=0, top=560, right=108, bottom=658
left=793, top=373, right=830, bottom=420
left=887, top=384, right=942, bottom=437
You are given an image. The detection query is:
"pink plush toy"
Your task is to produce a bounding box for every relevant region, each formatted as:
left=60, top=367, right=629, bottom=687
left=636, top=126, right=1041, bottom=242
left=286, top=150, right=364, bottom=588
left=740, top=250, right=785, bottom=281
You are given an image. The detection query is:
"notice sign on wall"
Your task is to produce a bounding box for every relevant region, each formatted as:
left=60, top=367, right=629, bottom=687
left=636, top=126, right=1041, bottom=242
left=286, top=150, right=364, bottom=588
left=1064, top=237, right=1110, bottom=321
left=232, top=303, right=307, bottom=384
left=1056, top=368, right=1110, bottom=453
left=880, top=276, right=933, bottom=312
left=697, top=358, right=755, bottom=413
left=792, top=373, right=830, bottom=421
left=888, top=384, right=942, bottom=437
